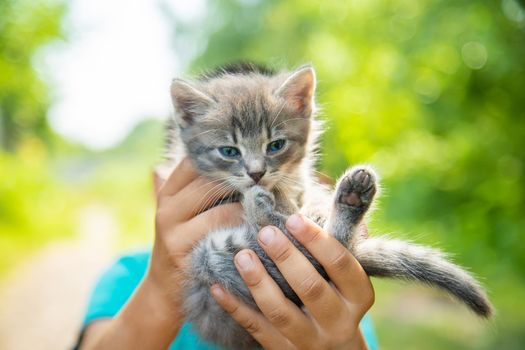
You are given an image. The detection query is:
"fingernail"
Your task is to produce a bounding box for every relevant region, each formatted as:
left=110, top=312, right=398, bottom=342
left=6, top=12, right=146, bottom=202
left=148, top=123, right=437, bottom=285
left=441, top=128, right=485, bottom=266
left=236, top=252, right=254, bottom=270
left=211, top=284, right=225, bottom=300
left=259, top=226, right=275, bottom=246
left=286, top=214, right=304, bottom=231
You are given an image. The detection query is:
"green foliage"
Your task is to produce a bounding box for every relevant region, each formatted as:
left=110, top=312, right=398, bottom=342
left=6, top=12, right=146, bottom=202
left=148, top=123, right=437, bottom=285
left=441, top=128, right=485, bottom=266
left=0, top=0, right=66, bottom=151
left=0, top=119, right=164, bottom=275
left=0, top=140, right=77, bottom=274
left=0, top=0, right=68, bottom=273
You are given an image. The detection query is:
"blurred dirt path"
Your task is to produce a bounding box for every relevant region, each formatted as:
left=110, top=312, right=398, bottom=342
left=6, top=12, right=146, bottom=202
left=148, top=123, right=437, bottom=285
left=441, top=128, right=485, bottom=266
left=0, top=204, right=118, bottom=350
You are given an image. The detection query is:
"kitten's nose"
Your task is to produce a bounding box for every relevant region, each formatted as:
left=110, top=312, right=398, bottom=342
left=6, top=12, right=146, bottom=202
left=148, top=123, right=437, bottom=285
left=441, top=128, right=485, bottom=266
left=248, top=170, right=266, bottom=184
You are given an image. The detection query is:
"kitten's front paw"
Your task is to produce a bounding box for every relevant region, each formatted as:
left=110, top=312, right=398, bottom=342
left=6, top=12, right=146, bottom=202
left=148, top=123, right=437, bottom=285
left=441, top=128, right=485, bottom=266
left=242, top=186, right=275, bottom=212
left=337, top=166, right=377, bottom=209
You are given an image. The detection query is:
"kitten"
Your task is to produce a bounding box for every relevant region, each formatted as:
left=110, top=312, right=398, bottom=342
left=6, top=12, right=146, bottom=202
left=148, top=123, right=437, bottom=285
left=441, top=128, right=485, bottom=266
left=166, top=63, right=493, bottom=350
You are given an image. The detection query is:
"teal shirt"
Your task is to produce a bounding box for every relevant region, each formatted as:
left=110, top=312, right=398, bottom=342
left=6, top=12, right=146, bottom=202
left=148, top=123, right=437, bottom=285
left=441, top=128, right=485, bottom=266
left=80, top=250, right=378, bottom=350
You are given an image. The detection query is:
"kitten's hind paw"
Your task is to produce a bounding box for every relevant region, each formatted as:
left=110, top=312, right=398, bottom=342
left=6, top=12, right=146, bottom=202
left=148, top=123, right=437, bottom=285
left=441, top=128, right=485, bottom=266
left=337, top=166, right=377, bottom=210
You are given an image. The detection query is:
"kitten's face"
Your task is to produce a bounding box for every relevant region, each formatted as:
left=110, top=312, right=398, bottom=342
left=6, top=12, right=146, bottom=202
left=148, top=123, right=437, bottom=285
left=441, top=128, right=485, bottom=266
left=171, top=66, right=316, bottom=193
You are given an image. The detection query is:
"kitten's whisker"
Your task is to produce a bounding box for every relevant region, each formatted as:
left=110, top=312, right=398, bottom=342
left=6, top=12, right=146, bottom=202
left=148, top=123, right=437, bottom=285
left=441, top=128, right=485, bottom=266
left=187, top=129, right=221, bottom=141
left=183, top=176, right=232, bottom=215
left=277, top=174, right=303, bottom=187
left=191, top=183, right=225, bottom=215
left=204, top=183, right=234, bottom=210
left=312, top=170, right=333, bottom=184
left=203, top=116, right=227, bottom=124
left=270, top=101, right=287, bottom=130
left=194, top=182, right=230, bottom=215
left=272, top=117, right=309, bottom=130
left=274, top=183, right=285, bottom=202
left=194, top=179, right=237, bottom=215
left=177, top=176, right=228, bottom=202
left=202, top=184, right=237, bottom=216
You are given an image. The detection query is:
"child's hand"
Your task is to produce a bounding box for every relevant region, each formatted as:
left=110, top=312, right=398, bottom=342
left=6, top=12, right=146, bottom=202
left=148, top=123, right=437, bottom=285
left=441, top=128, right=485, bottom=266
left=80, top=159, right=242, bottom=350
left=148, top=157, right=243, bottom=319
left=211, top=214, right=374, bottom=350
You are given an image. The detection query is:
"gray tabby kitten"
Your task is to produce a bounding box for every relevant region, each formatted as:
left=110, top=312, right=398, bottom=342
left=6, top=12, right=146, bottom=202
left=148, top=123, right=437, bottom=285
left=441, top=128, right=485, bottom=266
left=166, top=63, right=493, bottom=350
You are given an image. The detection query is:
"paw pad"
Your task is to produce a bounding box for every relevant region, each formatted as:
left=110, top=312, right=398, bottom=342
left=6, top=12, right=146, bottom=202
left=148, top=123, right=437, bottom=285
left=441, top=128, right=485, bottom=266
left=338, top=168, right=377, bottom=207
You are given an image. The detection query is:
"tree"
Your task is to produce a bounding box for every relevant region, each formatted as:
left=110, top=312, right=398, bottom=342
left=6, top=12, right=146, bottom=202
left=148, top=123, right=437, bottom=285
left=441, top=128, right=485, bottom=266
left=0, top=0, right=65, bottom=151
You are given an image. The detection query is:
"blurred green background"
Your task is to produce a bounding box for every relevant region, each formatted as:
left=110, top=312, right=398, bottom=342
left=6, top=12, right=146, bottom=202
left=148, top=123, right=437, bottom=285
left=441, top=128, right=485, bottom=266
left=1, top=0, right=524, bottom=349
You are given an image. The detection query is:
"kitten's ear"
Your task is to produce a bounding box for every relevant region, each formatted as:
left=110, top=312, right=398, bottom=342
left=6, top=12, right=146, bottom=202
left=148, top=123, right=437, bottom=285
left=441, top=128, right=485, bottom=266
left=275, top=65, right=316, bottom=117
left=170, top=79, right=215, bottom=126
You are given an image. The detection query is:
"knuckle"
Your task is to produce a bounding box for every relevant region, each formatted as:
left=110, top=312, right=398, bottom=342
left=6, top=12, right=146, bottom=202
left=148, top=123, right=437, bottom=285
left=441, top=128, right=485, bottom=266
left=303, top=225, right=323, bottom=244
left=328, top=249, right=353, bottom=273
left=155, top=208, right=169, bottom=228
left=266, top=307, right=291, bottom=328
left=319, top=310, right=359, bottom=346
left=341, top=316, right=359, bottom=335
left=328, top=333, right=354, bottom=348
left=167, top=247, right=186, bottom=268
left=363, top=288, right=375, bottom=309
left=239, top=318, right=262, bottom=335
left=353, top=278, right=375, bottom=312
left=348, top=288, right=375, bottom=320
left=298, top=274, right=326, bottom=301
left=223, top=300, right=263, bottom=335
left=271, top=244, right=293, bottom=264
left=243, top=271, right=265, bottom=289
left=224, top=301, right=241, bottom=315
left=155, top=205, right=180, bottom=231
left=168, top=242, right=182, bottom=256
left=323, top=320, right=357, bottom=346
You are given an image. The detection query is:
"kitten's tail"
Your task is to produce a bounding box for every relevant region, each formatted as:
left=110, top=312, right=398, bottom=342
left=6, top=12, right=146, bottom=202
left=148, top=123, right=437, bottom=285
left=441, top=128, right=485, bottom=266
left=353, top=237, right=494, bottom=318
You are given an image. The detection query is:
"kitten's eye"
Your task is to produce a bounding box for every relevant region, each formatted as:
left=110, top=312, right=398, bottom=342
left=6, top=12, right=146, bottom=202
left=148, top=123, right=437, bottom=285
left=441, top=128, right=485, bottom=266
left=266, top=139, right=286, bottom=154
left=218, top=146, right=241, bottom=158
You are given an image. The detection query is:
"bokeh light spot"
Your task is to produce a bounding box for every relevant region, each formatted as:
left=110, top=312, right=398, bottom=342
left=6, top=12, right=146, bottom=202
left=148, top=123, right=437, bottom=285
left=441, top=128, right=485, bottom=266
left=461, top=41, right=488, bottom=70
left=501, top=0, right=525, bottom=23
left=413, top=71, right=442, bottom=104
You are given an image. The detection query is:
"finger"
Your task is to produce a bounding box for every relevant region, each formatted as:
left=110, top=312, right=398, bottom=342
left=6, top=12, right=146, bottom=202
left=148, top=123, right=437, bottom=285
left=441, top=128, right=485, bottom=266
left=210, top=284, right=294, bottom=350
left=286, top=214, right=374, bottom=308
left=234, top=250, right=317, bottom=348
left=163, top=176, right=236, bottom=224
left=257, top=226, right=345, bottom=328
left=165, top=202, right=243, bottom=254
left=158, top=158, right=199, bottom=197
